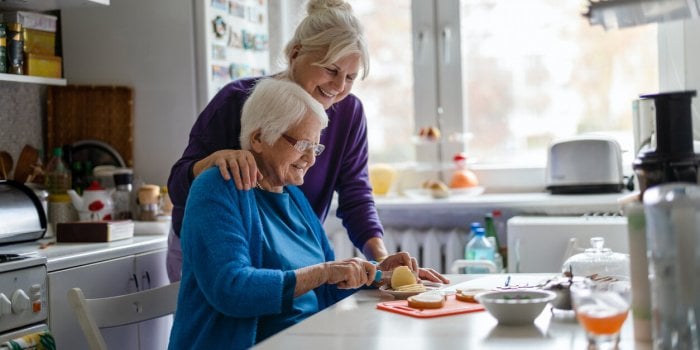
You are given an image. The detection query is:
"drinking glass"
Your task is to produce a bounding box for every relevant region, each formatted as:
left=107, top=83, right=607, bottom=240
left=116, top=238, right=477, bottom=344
left=571, top=279, right=631, bottom=349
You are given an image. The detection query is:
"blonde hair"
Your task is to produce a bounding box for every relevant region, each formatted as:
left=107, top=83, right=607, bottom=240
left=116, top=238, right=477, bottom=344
left=240, top=79, right=328, bottom=150
left=283, top=0, right=369, bottom=79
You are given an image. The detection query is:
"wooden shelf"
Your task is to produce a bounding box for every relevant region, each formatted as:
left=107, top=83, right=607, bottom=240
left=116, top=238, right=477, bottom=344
left=0, top=73, right=67, bottom=86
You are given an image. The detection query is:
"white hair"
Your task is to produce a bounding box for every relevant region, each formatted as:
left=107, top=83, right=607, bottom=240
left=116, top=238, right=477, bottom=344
left=240, top=78, right=328, bottom=150
left=281, top=0, right=369, bottom=80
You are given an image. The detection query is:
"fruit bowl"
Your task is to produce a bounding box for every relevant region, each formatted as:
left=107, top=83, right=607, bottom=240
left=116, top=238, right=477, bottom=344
left=475, top=290, right=556, bottom=326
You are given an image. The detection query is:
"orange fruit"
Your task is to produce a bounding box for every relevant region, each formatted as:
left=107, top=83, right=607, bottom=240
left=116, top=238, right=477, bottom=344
left=450, top=169, right=479, bottom=188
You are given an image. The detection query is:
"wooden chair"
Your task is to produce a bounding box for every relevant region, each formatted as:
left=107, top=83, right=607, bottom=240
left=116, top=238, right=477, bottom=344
left=67, top=281, right=180, bottom=350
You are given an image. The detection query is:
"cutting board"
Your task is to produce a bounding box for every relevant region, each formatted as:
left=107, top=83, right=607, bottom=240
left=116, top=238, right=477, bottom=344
left=46, top=85, right=134, bottom=167
left=377, top=295, right=485, bottom=318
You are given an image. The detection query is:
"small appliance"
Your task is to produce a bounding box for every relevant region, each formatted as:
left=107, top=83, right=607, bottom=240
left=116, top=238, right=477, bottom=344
left=0, top=180, right=47, bottom=245
left=633, top=90, right=700, bottom=198
left=545, top=136, right=624, bottom=194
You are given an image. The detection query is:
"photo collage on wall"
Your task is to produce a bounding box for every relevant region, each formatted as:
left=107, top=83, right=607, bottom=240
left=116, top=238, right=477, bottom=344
left=207, top=0, right=269, bottom=99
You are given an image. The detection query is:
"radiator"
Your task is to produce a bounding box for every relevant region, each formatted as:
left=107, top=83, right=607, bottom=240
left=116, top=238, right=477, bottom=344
left=326, top=226, right=470, bottom=274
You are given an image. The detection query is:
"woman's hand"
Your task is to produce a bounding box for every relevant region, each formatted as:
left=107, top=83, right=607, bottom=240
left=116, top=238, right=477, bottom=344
left=377, top=252, right=450, bottom=284
left=193, top=149, right=260, bottom=190
left=324, top=258, right=376, bottom=289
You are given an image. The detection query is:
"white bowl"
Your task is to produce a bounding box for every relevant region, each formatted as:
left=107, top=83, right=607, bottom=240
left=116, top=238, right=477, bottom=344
left=475, top=290, right=556, bottom=326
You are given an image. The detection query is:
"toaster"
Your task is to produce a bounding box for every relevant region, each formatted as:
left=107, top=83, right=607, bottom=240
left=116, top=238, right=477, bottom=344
left=545, top=136, right=624, bottom=194
left=0, top=180, right=47, bottom=244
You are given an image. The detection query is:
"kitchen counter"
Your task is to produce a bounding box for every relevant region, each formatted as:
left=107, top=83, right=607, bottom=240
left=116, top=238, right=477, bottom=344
left=255, top=274, right=650, bottom=350
left=0, top=234, right=168, bottom=272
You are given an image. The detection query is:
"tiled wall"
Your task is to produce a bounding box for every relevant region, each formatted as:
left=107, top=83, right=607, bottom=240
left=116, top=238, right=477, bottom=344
left=0, top=82, right=45, bottom=169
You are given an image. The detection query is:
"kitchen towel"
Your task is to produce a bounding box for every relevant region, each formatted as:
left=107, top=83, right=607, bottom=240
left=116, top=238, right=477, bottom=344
left=0, top=330, right=56, bottom=350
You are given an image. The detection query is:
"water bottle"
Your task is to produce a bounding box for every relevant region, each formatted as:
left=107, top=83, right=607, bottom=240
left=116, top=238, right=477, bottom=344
left=464, top=221, right=482, bottom=259
left=465, top=228, right=496, bottom=273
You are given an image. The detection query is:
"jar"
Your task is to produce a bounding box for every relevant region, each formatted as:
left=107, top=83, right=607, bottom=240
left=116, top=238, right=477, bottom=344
left=138, top=184, right=160, bottom=221
left=0, top=24, right=7, bottom=73
left=7, top=23, right=23, bottom=75
left=113, top=169, right=134, bottom=220
left=561, top=237, right=630, bottom=278
left=48, top=193, right=78, bottom=237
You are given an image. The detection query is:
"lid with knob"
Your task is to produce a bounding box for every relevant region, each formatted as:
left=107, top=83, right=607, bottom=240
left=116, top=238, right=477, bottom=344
left=561, top=237, right=630, bottom=278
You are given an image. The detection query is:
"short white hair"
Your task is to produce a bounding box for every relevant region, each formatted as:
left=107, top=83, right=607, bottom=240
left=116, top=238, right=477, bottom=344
left=240, top=78, right=328, bottom=150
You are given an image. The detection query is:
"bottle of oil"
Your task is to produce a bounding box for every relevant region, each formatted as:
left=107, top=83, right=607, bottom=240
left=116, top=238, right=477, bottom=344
left=45, top=147, right=71, bottom=196
left=46, top=147, right=76, bottom=230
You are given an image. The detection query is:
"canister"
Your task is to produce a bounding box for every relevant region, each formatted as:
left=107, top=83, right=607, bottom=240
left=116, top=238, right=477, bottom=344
left=7, top=23, right=23, bottom=74
left=0, top=24, right=7, bottom=73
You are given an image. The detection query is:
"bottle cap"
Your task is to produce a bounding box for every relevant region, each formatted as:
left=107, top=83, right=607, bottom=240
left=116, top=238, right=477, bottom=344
left=475, top=227, right=486, bottom=236
left=113, top=169, right=134, bottom=186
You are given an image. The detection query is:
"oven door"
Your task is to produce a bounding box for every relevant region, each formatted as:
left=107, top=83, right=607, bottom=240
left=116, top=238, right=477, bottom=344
left=0, top=323, right=49, bottom=344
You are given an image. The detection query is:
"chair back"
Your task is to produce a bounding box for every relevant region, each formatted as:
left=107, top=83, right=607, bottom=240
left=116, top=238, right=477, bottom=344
left=67, top=281, right=180, bottom=350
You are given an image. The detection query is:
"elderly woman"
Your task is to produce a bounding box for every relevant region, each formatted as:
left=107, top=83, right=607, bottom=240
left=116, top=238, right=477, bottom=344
left=166, top=0, right=448, bottom=285
left=168, top=79, right=416, bottom=350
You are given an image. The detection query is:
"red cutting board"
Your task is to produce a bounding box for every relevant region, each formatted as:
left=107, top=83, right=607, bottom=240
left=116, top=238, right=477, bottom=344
left=377, top=295, right=485, bottom=318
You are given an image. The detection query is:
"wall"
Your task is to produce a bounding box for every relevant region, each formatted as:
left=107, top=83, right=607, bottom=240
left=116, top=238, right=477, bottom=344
left=658, top=19, right=700, bottom=139
left=60, top=0, right=198, bottom=186
left=0, top=84, right=44, bottom=164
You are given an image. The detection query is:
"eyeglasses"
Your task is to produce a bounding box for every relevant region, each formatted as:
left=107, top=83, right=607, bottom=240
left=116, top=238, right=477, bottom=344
left=281, top=134, right=325, bottom=156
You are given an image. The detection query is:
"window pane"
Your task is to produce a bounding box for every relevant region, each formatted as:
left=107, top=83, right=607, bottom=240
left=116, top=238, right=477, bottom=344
left=349, top=0, right=415, bottom=163
left=459, top=0, right=658, bottom=166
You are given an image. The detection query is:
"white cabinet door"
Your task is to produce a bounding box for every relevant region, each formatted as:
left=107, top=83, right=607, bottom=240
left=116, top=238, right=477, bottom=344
left=48, top=255, right=139, bottom=350
left=133, top=249, right=172, bottom=349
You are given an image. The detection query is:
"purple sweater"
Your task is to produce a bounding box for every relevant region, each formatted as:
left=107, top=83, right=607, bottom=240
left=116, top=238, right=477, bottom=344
left=167, top=77, right=383, bottom=250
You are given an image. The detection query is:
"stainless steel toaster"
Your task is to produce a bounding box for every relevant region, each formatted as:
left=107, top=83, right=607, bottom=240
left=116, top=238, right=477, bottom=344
left=0, top=180, right=47, bottom=244
left=545, top=136, right=624, bottom=194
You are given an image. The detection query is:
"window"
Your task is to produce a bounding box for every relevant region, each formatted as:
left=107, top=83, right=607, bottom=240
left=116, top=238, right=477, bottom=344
left=350, top=0, right=415, bottom=164
left=352, top=0, right=658, bottom=188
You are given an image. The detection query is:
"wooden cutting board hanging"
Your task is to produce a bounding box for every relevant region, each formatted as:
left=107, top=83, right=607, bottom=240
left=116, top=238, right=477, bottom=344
left=46, top=85, right=134, bottom=167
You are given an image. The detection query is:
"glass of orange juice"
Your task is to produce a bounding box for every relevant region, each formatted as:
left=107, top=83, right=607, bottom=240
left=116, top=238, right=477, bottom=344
left=571, top=279, right=631, bottom=349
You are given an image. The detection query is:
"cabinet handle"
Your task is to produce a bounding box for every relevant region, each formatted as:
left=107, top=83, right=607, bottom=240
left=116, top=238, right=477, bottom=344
left=142, top=271, right=152, bottom=289
left=131, top=273, right=140, bottom=291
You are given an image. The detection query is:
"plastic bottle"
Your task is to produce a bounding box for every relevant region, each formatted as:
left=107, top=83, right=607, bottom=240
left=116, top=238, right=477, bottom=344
left=45, top=147, right=75, bottom=231
left=464, top=221, right=482, bottom=259
left=465, top=228, right=495, bottom=273
left=484, top=212, right=505, bottom=271
left=449, top=153, right=479, bottom=188
left=492, top=210, right=508, bottom=269
left=45, top=147, right=72, bottom=196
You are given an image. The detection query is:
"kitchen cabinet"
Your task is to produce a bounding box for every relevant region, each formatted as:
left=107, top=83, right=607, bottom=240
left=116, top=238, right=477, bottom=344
left=0, top=0, right=108, bottom=86
left=48, top=248, right=170, bottom=350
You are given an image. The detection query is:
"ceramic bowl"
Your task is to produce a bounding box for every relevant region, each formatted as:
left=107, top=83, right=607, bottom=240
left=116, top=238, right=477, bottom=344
left=475, top=290, right=556, bottom=325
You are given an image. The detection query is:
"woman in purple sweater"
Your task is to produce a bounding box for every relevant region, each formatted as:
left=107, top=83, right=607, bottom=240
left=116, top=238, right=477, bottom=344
left=167, top=0, right=447, bottom=284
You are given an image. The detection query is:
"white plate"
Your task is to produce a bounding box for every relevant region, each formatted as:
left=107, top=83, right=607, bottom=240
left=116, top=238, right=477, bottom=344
left=378, top=284, right=439, bottom=300
left=403, top=186, right=484, bottom=199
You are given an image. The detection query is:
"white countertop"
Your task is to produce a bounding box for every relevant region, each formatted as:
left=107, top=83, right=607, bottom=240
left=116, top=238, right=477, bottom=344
left=0, top=235, right=168, bottom=272
left=255, top=274, right=651, bottom=350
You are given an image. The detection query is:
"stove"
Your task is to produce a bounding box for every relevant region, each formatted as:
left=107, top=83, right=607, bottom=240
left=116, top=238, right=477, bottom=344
left=0, top=253, right=48, bottom=343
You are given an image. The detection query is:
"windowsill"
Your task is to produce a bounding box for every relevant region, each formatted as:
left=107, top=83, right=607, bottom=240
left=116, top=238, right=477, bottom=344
left=374, top=191, right=625, bottom=211
left=372, top=191, right=627, bottom=228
